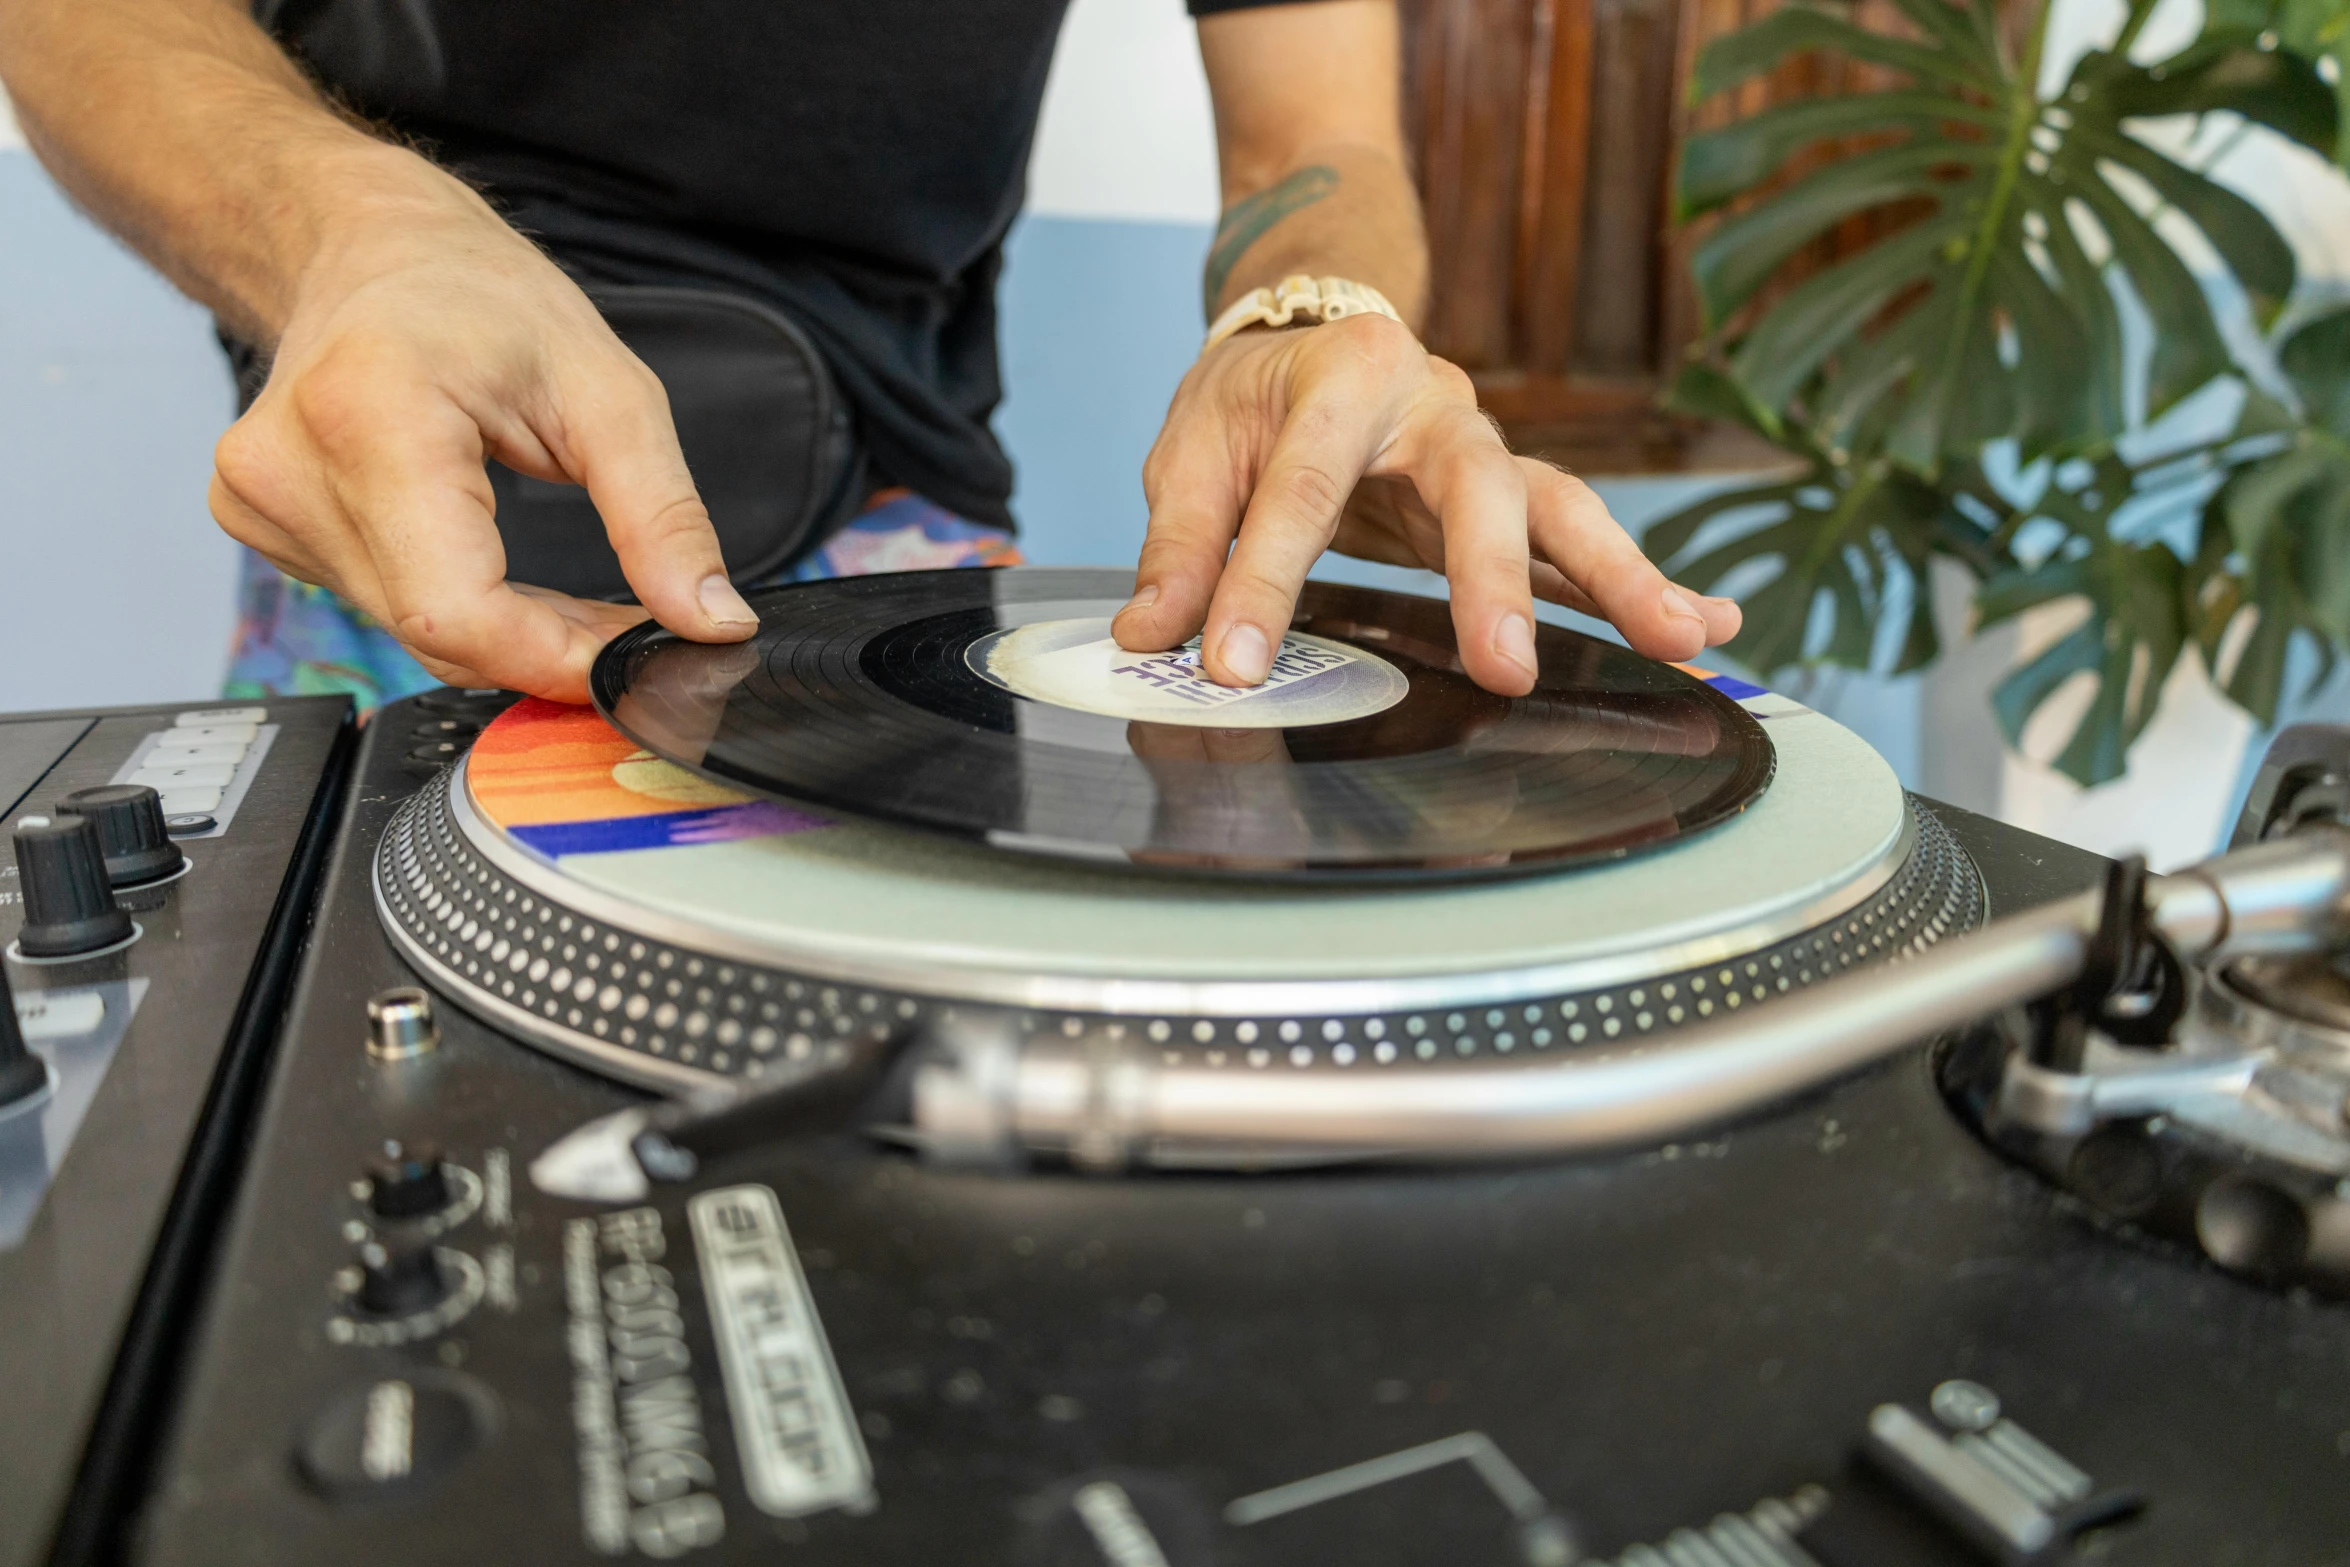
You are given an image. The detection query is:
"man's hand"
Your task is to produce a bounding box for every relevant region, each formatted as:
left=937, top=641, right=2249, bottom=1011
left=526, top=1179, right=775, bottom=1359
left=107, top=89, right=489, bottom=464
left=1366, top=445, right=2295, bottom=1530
left=1113, top=315, right=1740, bottom=697
left=210, top=170, right=757, bottom=701
left=0, top=0, right=752, bottom=704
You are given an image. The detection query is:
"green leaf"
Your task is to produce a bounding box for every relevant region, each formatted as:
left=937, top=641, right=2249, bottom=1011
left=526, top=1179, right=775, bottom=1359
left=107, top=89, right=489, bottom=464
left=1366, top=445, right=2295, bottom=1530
left=1641, top=474, right=1805, bottom=563
left=1678, top=93, right=2003, bottom=217
left=2067, top=124, right=2296, bottom=314
left=1691, top=141, right=1983, bottom=323
left=1658, top=0, right=2346, bottom=786
left=1728, top=218, right=1969, bottom=408
left=2068, top=177, right=2236, bottom=413
left=1661, top=361, right=1786, bottom=441
left=1877, top=0, right=2007, bottom=77
left=2079, top=34, right=2339, bottom=157
left=2280, top=305, right=2350, bottom=435
left=2031, top=197, right=2128, bottom=436
left=1691, top=4, right=1991, bottom=101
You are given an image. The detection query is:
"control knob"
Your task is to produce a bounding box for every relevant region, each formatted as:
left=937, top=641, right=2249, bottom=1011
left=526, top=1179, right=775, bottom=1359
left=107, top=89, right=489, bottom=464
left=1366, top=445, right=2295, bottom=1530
left=57, top=785, right=185, bottom=886
left=367, top=1140, right=450, bottom=1220
left=353, top=1240, right=449, bottom=1317
left=11, top=815, right=134, bottom=958
left=0, top=963, right=49, bottom=1109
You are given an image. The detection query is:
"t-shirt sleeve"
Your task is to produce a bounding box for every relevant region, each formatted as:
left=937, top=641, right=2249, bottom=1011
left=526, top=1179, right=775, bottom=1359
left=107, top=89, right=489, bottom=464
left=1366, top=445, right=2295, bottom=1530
left=1186, top=0, right=1327, bottom=14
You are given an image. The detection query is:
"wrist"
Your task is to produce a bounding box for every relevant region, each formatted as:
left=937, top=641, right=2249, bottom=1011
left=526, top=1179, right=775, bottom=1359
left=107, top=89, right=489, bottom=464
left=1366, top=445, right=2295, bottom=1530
left=279, top=144, right=509, bottom=332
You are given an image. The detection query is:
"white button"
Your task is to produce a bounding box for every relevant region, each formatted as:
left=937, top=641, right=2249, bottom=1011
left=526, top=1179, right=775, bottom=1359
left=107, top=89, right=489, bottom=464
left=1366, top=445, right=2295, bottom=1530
left=145, top=742, right=246, bottom=768
left=14, top=991, right=105, bottom=1041
left=176, top=707, right=266, bottom=727
left=132, top=763, right=235, bottom=790
left=168, top=723, right=257, bottom=746
left=157, top=788, right=224, bottom=815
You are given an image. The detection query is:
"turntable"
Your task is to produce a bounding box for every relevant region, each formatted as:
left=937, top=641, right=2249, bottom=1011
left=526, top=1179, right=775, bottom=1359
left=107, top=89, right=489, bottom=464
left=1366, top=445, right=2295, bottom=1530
left=14, top=570, right=2349, bottom=1565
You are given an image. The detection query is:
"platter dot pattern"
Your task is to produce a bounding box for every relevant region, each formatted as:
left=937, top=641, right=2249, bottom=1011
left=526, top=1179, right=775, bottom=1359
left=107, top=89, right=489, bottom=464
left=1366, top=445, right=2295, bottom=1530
left=377, top=764, right=1985, bottom=1095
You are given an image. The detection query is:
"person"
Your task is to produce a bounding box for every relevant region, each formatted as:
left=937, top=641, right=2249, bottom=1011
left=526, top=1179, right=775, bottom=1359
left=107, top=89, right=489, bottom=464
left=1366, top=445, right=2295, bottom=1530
left=0, top=0, right=1739, bottom=713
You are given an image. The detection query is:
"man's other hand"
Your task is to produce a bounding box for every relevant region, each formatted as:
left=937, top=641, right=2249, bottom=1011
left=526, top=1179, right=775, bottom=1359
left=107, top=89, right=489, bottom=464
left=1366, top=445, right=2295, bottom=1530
left=208, top=173, right=757, bottom=702
left=1112, top=315, right=1741, bottom=697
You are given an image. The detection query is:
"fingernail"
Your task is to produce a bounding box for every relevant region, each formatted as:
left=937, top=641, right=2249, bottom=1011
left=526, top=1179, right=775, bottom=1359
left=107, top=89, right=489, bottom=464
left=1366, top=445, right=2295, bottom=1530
left=1219, top=622, right=1272, bottom=684
left=1496, top=613, right=1537, bottom=678
left=699, top=574, right=757, bottom=628
left=1661, top=584, right=1706, bottom=625
left=1119, top=584, right=1159, bottom=616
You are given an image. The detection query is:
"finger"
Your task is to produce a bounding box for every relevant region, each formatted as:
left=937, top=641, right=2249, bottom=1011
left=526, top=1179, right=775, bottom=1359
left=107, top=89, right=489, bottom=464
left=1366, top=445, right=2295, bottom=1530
left=302, top=372, right=628, bottom=701
left=1116, top=415, right=1246, bottom=656
left=555, top=353, right=758, bottom=644
left=1523, top=461, right=1739, bottom=660
left=1200, top=389, right=1388, bottom=686
left=1395, top=403, right=1540, bottom=696
left=1527, top=558, right=1604, bottom=619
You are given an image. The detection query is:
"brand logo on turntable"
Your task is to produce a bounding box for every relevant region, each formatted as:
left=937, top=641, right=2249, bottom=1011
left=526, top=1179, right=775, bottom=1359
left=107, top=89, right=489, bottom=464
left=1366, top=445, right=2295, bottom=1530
left=565, top=1207, right=727, bottom=1557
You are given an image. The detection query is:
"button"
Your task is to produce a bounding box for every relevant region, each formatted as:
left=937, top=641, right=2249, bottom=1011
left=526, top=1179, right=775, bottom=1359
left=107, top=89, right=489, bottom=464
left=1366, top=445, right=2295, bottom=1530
left=14, top=990, right=105, bottom=1041
left=410, top=719, right=480, bottom=741
left=366, top=988, right=440, bottom=1061
left=129, top=763, right=235, bottom=791
left=353, top=1239, right=449, bottom=1316
left=163, top=813, right=217, bottom=836
left=0, top=966, right=51, bottom=1110
left=296, top=1372, right=498, bottom=1500
left=57, top=785, right=186, bottom=886
left=10, top=815, right=134, bottom=959
left=144, top=742, right=246, bottom=768
left=166, top=723, right=257, bottom=747
left=176, top=706, right=267, bottom=727
left=157, top=790, right=224, bottom=817
left=367, top=1140, right=452, bottom=1220
left=407, top=742, right=464, bottom=766
left=416, top=688, right=512, bottom=715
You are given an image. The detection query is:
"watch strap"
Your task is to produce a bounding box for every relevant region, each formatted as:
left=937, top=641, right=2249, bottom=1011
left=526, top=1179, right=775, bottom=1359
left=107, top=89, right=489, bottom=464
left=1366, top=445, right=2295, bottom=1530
left=1203, top=275, right=1406, bottom=352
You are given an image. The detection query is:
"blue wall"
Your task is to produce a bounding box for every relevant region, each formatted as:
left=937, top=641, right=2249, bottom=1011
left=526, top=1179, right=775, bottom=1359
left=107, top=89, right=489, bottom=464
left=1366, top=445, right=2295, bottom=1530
left=0, top=153, right=240, bottom=714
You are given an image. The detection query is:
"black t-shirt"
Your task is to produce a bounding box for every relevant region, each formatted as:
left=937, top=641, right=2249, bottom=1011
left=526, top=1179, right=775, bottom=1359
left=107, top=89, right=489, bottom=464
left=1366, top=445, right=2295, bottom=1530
left=255, top=0, right=1283, bottom=530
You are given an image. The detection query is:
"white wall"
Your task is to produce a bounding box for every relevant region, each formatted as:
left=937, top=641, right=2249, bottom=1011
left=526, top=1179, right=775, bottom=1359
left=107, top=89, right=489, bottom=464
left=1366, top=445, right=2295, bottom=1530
left=1028, top=0, right=1219, bottom=223
left=0, top=83, right=20, bottom=151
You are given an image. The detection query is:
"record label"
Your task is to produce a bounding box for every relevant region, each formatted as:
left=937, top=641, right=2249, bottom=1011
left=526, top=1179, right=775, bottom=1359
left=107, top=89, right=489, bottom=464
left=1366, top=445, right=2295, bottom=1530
left=968, top=618, right=1409, bottom=728
left=589, top=567, right=1776, bottom=880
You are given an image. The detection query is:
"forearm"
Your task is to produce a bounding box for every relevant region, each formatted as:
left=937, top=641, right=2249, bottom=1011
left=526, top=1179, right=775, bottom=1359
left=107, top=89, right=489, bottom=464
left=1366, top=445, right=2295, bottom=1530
left=1196, top=0, right=1426, bottom=330
left=1203, top=140, right=1428, bottom=330
left=0, top=0, right=481, bottom=342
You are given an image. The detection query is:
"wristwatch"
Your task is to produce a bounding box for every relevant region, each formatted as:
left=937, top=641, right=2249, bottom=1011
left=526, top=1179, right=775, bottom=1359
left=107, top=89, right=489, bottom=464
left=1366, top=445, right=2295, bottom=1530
left=1203, top=274, right=1407, bottom=352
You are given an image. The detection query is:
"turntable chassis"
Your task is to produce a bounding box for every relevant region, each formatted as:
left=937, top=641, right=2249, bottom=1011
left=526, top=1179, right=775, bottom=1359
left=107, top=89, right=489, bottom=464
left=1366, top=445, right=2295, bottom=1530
left=136, top=701, right=2350, bottom=1566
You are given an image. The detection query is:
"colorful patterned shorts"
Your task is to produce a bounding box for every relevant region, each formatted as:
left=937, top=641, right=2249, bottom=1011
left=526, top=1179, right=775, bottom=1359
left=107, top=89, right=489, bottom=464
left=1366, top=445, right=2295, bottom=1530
left=223, top=490, right=1023, bottom=715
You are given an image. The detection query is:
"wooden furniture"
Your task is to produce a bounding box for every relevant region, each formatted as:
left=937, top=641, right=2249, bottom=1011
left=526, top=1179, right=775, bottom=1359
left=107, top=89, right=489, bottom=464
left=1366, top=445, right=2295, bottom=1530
left=1398, top=0, right=1893, bottom=472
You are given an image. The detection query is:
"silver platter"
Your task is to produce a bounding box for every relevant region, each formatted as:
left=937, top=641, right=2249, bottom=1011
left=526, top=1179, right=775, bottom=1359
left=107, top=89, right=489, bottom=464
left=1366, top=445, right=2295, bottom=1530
left=375, top=690, right=1984, bottom=1094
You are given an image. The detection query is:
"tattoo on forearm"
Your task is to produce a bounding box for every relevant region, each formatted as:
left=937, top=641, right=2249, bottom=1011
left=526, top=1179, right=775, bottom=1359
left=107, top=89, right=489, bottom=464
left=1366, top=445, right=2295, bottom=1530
left=1202, top=164, right=1340, bottom=317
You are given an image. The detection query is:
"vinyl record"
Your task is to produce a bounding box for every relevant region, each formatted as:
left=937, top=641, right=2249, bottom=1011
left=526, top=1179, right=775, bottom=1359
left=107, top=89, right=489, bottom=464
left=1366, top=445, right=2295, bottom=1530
left=588, top=567, right=1774, bottom=878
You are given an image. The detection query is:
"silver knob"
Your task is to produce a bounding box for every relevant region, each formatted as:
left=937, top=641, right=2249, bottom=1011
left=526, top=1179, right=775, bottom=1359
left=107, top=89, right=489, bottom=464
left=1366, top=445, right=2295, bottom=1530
left=366, top=987, right=440, bottom=1061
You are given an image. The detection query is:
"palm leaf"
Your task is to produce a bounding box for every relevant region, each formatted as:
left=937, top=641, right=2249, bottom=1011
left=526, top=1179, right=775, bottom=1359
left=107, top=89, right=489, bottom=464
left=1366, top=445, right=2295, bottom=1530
left=1680, top=2, right=2300, bottom=477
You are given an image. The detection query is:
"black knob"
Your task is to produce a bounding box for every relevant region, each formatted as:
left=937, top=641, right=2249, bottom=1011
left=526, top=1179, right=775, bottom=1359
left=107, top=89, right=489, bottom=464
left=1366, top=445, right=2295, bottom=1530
left=355, top=1240, right=448, bottom=1317
left=11, top=815, right=134, bottom=959
left=368, top=1140, right=451, bottom=1220
left=0, top=964, right=48, bottom=1108
left=56, top=786, right=186, bottom=887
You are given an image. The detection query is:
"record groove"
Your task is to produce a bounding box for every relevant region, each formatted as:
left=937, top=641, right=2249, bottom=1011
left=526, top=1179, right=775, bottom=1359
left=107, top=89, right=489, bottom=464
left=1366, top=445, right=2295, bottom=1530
left=590, top=568, right=1775, bottom=879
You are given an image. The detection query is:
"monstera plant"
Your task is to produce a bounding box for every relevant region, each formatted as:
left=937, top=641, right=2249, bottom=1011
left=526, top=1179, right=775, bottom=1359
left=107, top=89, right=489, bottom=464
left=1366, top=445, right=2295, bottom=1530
left=1651, top=0, right=2350, bottom=784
